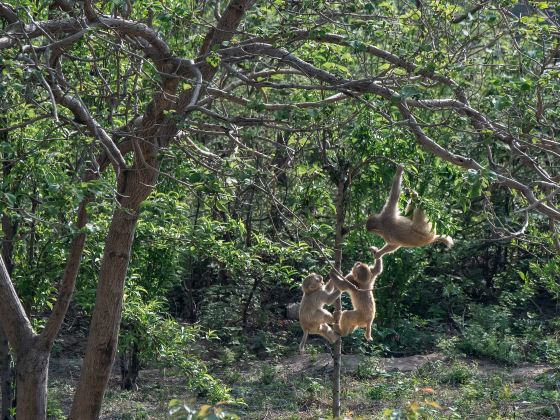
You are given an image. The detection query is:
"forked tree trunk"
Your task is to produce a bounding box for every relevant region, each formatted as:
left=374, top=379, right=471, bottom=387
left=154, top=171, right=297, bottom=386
left=69, top=2, right=252, bottom=415
left=69, top=207, right=140, bottom=419
left=14, top=344, right=49, bottom=420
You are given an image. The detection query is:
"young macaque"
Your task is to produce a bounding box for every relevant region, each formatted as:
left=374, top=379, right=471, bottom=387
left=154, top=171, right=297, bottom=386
left=298, top=273, right=340, bottom=353
left=365, top=165, right=453, bottom=258
left=329, top=247, right=382, bottom=341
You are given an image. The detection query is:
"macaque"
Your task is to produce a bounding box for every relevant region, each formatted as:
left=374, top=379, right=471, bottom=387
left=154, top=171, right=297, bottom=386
left=298, top=273, right=340, bottom=353
left=365, top=165, right=454, bottom=258
left=329, top=247, right=382, bottom=341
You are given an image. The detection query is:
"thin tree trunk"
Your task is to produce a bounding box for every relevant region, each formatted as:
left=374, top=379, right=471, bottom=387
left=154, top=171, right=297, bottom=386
left=69, top=207, right=140, bottom=419
left=120, top=342, right=140, bottom=390
left=245, top=186, right=256, bottom=247
left=332, top=171, right=349, bottom=419
left=242, top=276, right=261, bottom=328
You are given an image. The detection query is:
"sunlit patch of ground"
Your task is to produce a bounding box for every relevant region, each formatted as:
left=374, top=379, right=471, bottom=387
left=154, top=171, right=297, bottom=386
left=48, top=351, right=558, bottom=419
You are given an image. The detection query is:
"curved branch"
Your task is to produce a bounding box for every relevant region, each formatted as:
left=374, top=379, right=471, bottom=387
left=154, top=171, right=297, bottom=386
left=397, top=102, right=560, bottom=220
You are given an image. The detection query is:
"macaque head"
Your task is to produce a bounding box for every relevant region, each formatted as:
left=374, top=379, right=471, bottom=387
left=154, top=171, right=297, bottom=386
left=365, top=213, right=381, bottom=233
left=351, top=262, right=371, bottom=284
left=302, top=273, right=324, bottom=293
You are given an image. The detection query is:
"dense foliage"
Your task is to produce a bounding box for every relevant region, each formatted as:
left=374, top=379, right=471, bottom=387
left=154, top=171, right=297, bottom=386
left=0, top=0, right=559, bottom=417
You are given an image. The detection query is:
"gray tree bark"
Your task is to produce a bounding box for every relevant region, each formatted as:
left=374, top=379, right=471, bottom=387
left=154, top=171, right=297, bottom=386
left=0, top=327, right=13, bottom=420
left=332, top=168, right=350, bottom=418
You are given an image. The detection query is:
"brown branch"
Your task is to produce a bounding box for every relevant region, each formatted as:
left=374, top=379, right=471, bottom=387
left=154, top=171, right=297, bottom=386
left=0, top=2, right=17, bottom=24
left=39, top=200, right=89, bottom=345
left=451, top=1, right=488, bottom=24
left=396, top=103, right=560, bottom=220
left=0, top=256, right=34, bottom=353
left=207, top=87, right=351, bottom=110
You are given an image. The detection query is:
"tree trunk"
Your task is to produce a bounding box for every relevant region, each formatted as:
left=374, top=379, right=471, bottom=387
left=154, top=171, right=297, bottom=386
left=332, top=171, right=349, bottom=419
left=0, top=327, right=13, bottom=420
left=120, top=342, right=140, bottom=391
left=14, top=344, right=49, bottom=420
left=242, top=276, right=261, bottom=328
left=69, top=207, right=139, bottom=419
left=1, top=137, right=17, bottom=420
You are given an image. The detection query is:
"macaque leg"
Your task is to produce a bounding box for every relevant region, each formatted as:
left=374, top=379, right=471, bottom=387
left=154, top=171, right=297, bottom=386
left=318, top=308, right=335, bottom=324
left=411, top=207, right=428, bottom=225
left=338, top=310, right=360, bottom=337
left=318, top=323, right=339, bottom=344
left=411, top=208, right=432, bottom=235
left=299, top=331, right=308, bottom=354
left=384, top=165, right=404, bottom=217
left=365, top=321, right=373, bottom=341
left=373, top=243, right=400, bottom=258
left=333, top=309, right=341, bottom=324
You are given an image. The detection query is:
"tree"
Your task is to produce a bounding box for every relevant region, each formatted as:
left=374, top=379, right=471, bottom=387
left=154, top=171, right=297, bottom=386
left=1, top=1, right=559, bottom=418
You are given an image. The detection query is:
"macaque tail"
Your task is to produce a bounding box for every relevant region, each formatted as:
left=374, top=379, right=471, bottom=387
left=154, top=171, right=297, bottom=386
left=435, top=235, right=454, bottom=248
left=299, top=331, right=308, bottom=354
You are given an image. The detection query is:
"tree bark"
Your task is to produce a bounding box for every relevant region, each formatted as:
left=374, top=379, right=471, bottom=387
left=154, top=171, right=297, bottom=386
left=0, top=327, right=13, bottom=420
left=14, top=343, right=49, bottom=420
left=69, top=206, right=140, bottom=419
left=120, top=342, right=140, bottom=391
left=0, top=217, right=15, bottom=420
left=332, top=170, right=349, bottom=419
left=1, top=117, right=16, bottom=420
left=68, top=1, right=253, bottom=415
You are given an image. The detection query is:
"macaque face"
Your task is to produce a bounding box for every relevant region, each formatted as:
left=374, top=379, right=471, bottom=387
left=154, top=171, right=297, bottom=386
left=365, top=214, right=381, bottom=233
left=303, top=273, right=324, bottom=292
left=352, top=262, right=371, bottom=284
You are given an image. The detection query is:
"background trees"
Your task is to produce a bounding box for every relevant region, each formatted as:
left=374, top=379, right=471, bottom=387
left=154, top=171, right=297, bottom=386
left=0, top=0, right=558, bottom=418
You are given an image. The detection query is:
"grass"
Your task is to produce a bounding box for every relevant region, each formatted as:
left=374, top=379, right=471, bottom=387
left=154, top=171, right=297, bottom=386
left=48, top=348, right=559, bottom=419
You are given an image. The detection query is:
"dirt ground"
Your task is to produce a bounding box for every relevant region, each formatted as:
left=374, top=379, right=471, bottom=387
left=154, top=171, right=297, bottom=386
left=48, top=352, right=559, bottom=419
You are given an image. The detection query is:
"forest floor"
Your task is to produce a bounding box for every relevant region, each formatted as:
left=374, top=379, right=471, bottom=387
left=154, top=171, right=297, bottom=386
left=48, top=348, right=559, bottom=419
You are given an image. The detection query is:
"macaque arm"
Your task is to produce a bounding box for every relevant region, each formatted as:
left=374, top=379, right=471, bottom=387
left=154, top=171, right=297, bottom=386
left=316, top=285, right=340, bottom=304
left=325, top=278, right=335, bottom=293
left=383, top=164, right=404, bottom=216
left=369, top=255, right=383, bottom=277
left=326, top=287, right=341, bottom=304
left=411, top=208, right=431, bottom=231
left=374, top=243, right=400, bottom=258
left=329, top=269, right=359, bottom=292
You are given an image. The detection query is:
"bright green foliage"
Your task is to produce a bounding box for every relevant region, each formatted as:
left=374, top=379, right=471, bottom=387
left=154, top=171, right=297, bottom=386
left=1, top=0, right=560, bottom=417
